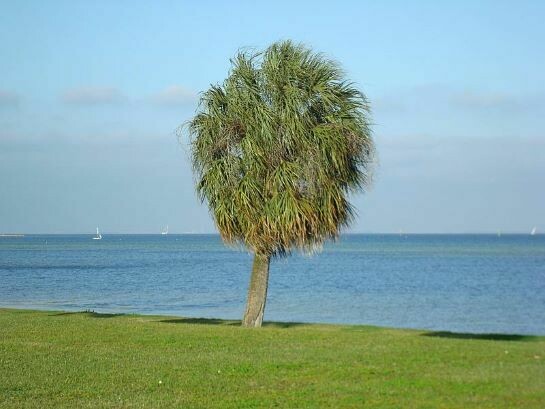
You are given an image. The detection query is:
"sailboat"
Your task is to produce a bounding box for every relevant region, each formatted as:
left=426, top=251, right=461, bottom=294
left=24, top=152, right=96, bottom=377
left=92, top=227, right=102, bottom=240
left=161, top=225, right=169, bottom=235
left=530, top=227, right=537, bottom=236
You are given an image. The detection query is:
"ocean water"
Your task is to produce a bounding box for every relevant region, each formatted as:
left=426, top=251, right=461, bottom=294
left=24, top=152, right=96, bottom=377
left=1, top=234, right=544, bottom=335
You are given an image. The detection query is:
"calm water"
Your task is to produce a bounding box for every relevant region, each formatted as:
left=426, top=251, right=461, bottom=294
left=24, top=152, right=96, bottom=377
left=1, top=234, right=544, bottom=335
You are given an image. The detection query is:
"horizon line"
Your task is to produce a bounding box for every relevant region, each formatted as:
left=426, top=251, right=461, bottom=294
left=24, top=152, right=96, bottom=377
left=0, top=232, right=540, bottom=236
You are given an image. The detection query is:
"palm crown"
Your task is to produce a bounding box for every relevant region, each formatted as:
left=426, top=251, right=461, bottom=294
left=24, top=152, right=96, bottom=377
left=189, top=41, right=374, bottom=257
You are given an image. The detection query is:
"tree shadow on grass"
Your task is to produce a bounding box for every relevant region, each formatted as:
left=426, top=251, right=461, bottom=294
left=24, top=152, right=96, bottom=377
left=159, top=317, right=306, bottom=328
left=263, top=321, right=307, bottom=329
left=49, top=311, right=124, bottom=319
left=160, top=318, right=240, bottom=326
left=422, top=331, right=541, bottom=342
left=49, top=311, right=306, bottom=327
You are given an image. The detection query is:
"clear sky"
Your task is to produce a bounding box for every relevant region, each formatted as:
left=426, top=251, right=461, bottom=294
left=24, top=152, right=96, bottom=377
left=1, top=0, right=544, bottom=234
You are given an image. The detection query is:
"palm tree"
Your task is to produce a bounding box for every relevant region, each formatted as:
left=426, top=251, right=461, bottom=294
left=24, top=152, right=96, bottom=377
left=188, top=41, right=374, bottom=327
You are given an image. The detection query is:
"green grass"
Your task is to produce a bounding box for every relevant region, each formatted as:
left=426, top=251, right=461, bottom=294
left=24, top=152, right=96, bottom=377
left=1, top=309, right=544, bottom=408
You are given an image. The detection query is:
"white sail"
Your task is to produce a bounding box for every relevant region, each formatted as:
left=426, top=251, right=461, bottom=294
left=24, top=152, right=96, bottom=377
left=93, top=227, right=102, bottom=240
left=161, top=225, right=169, bottom=235
left=531, top=227, right=537, bottom=236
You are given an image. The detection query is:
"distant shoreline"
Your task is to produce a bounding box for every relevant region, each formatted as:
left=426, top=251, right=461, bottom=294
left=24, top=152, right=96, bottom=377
left=0, top=232, right=540, bottom=236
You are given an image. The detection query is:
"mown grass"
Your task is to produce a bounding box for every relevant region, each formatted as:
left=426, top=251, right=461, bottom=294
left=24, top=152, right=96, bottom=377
left=0, top=308, right=544, bottom=408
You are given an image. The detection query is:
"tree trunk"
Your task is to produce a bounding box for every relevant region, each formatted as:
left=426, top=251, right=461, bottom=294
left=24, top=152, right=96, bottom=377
left=242, top=253, right=271, bottom=328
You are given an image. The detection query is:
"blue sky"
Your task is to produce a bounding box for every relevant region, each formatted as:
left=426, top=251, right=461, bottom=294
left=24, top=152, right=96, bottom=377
left=1, top=0, right=544, bottom=233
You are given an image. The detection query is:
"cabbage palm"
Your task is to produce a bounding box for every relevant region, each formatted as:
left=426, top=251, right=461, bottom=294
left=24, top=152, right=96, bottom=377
left=188, top=41, right=374, bottom=327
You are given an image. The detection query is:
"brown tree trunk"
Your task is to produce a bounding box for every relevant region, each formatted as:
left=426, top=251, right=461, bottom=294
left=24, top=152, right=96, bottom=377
left=242, top=253, right=271, bottom=328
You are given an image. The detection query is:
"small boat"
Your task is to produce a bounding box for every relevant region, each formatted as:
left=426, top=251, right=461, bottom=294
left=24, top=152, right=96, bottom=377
left=530, top=227, right=537, bottom=236
left=161, top=225, right=169, bottom=235
left=92, top=227, right=102, bottom=240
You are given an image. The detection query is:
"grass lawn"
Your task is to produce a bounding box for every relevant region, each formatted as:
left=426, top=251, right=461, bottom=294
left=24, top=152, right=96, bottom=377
left=0, top=308, right=544, bottom=408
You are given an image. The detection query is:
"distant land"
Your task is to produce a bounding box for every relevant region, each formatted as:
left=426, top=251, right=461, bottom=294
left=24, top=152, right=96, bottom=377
left=0, top=231, right=540, bottom=236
